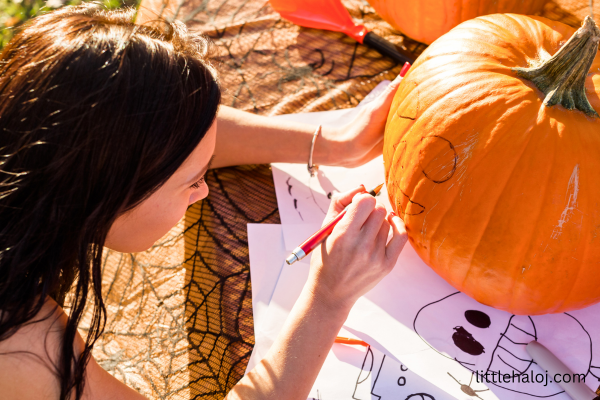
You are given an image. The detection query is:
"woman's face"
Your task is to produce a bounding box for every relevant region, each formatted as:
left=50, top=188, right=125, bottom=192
left=105, top=121, right=217, bottom=253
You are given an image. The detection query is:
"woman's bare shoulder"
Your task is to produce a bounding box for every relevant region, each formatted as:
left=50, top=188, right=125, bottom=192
left=0, top=298, right=147, bottom=400
left=0, top=298, right=64, bottom=399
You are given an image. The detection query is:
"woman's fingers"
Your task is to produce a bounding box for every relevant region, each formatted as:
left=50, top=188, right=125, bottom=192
left=370, top=73, right=403, bottom=112
left=312, top=199, right=407, bottom=308
left=360, top=74, right=402, bottom=124
left=385, top=213, right=408, bottom=262
left=326, top=185, right=366, bottom=218
left=338, top=76, right=404, bottom=168
left=336, top=193, right=378, bottom=234
left=360, top=202, right=387, bottom=240
left=375, top=216, right=391, bottom=251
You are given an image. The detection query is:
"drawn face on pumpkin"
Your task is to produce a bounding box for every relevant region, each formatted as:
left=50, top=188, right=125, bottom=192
left=413, top=292, right=596, bottom=397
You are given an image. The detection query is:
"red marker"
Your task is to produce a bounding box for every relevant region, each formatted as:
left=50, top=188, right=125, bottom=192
left=335, top=336, right=370, bottom=347
left=285, top=183, right=384, bottom=265
left=399, top=62, right=411, bottom=78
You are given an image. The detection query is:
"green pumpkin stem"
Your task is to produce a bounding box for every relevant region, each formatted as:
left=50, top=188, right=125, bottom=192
left=513, top=16, right=600, bottom=118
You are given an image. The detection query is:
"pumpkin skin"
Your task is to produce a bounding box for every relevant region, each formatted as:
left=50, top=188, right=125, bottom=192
left=367, top=0, right=547, bottom=44
left=383, top=14, right=600, bottom=315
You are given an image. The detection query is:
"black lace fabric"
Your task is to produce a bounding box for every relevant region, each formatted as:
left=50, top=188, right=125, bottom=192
left=184, top=165, right=280, bottom=398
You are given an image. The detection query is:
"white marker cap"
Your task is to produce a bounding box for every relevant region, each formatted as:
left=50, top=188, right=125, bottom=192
left=527, top=341, right=599, bottom=400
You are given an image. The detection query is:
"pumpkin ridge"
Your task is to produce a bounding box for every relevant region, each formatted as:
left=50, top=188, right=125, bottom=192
left=416, top=32, right=541, bottom=83
left=468, top=14, right=529, bottom=46
left=417, top=82, right=532, bottom=174
left=459, top=120, right=539, bottom=309
left=415, top=70, right=510, bottom=119
left=503, top=121, right=560, bottom=314
left=453, top=14, right=533, bottom=50
left=480, top=15, right=566, bottom=68
left=506, top=154, right=557, bottom=314
left=567, top=126, right=600, bottom=310
left=552, top=123, right=594, bottom=313
left=553, top=222, right=585, bottom=312
left=425, top=45, right=524, bottom=70
left=421, top=27, right=522, bottom=61
left=425, top=98, right=539, bottom=289
left=511, top=109, right=596, bottom=313
left=406, top=96, right=518, bottom=201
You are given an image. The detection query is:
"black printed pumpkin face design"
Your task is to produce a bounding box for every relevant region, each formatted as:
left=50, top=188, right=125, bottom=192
left=452, top=310, right=491, bottom=356
left=413, top=292, right=598, bottom=397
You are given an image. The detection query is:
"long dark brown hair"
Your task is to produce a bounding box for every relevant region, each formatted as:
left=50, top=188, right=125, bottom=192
left=0, top=4, right=220, bottom=399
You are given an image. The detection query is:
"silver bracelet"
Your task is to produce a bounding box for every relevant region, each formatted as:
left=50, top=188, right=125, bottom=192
left=307, top=125, right=321, bottom=177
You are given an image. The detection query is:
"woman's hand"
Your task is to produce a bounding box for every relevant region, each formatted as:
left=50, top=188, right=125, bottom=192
left=307, top=185, right=407, bottom=312
left=212, top=75, right=403, bottom=169
left=227, top=186, right=406, bottom=400
left=320, top=75, right=403, bottom=168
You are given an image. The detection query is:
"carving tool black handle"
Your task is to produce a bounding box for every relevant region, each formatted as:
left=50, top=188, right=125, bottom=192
left=363, top=31, right=415, bottom=64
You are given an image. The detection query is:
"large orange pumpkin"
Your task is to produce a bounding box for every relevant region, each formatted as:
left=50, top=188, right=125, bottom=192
left=367, top=0, right=547, bottom=44
left=383, top=14, right=600, bottom=315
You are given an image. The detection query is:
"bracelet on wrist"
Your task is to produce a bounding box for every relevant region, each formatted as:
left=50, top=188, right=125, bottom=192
left=307, top=125, right=321, bottom=177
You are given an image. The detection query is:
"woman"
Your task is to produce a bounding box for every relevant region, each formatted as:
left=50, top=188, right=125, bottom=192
left=0, top=4, right=407, bottom=400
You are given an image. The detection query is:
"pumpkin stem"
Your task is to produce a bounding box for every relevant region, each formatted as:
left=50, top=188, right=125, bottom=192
left=513, top=16, right=600, bottom=118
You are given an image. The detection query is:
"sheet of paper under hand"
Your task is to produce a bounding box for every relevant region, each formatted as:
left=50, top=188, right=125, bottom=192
left=268, top=81, right=600, bottom=399
left=247, top=223, right=286, bottom=339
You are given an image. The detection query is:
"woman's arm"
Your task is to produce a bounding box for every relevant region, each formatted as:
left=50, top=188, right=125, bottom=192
left=212, top=75, right=403, bottom=169
left=226, top=186, right=408, bottom=400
